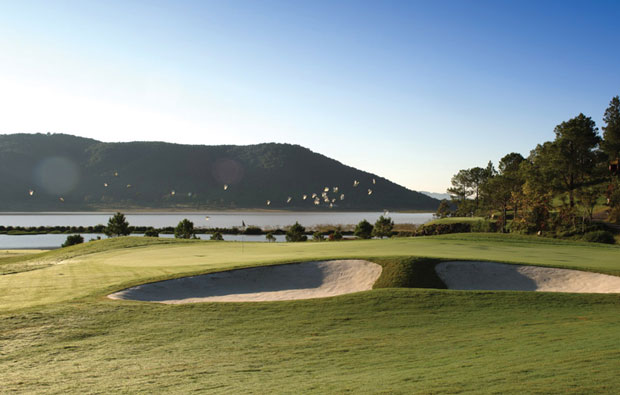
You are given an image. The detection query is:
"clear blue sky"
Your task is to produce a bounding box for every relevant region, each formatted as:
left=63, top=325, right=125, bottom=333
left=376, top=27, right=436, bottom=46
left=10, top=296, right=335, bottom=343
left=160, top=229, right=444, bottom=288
left=1, top=0, right=619, bottom=193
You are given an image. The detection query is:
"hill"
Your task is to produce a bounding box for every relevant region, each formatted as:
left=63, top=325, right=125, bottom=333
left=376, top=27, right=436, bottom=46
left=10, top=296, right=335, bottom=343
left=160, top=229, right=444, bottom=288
left=0, top=133, right=439, bottom=211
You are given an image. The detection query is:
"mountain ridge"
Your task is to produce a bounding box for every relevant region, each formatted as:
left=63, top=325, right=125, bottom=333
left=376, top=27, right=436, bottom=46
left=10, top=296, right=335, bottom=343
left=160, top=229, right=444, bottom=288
left=0, top=133, right=439, bottom=211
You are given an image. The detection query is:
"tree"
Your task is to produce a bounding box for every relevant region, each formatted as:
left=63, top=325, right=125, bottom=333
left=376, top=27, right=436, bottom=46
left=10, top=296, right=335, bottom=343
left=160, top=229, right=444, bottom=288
left=265, top=232, right=276, bottom=242
left=498, top=152, right=525, bottom=174
left=602, top=96, right=620, bottom=161
left=498, top=153, right=526, bottom=219
left=210, top=231, right=224, bottom=241
left=354, top=219, right=373, bottom=239
left=62, top=234, right=84, bottom=247
left=553, top=114, right=601, bottom=208
left=174, top=219, right=195, bottom=239
left=144, top=227, right=159, bottom=237
left=575, top=185, right=602, bottom=231
left=285, top=221, right=307, bottom=242
left=105, top=212, right=130, bottom=237
left=435, top=200, right=452, bottom=219
left=448, top=163, right=496, bottom=215
left=482, top=175, right=512, bottom=233
left=372, top=216, right=394, bottom=238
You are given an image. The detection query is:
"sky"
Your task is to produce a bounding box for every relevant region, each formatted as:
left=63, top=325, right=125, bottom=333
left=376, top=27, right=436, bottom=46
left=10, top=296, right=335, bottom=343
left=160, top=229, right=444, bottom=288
left=1, top=0, right=620, bottom=193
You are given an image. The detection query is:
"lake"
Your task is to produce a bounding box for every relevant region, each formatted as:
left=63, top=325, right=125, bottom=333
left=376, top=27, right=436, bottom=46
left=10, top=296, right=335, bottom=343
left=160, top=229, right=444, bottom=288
left=0, top=233, right=289, bottom=249
left=0, top=211, right=433, bottom=228
left=0, top=211, right=434, bottom=249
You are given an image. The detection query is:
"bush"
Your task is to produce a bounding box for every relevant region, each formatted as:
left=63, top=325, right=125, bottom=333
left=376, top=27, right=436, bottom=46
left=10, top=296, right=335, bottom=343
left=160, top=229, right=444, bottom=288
left=469, top=220, right=498, bottom=233
left=417, top=222, right=471, bottom=236
left=62, top=234, right=84, bottom=248
left=210, top=231, right=224, bottom=241
left=312, top=231, right=325, bottom=241
left=144, top=227, right=159, bottom=237
left=175, top=219, right=195, bottom=239
left=243, top=226, right=262, bottom=235
left=583, top=230, right=615, bottom=244
left=329, top=229, right=343, bottom=241
left=286, top=222, right=307, bottom=242
left=372, top=216, right=394, bottom=238
left=354, top=220, right=373, bottom=239
left=265, top=232, right=276, bottom=242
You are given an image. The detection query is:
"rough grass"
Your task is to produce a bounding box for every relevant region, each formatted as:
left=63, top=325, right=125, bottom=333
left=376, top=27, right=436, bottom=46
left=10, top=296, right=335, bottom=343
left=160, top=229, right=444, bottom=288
left=1, top=235, right=620, bottom=393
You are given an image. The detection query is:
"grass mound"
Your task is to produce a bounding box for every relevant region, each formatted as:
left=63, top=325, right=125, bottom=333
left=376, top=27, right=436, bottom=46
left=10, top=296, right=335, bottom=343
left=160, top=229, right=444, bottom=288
left=373, top=257, right=446, bottom=289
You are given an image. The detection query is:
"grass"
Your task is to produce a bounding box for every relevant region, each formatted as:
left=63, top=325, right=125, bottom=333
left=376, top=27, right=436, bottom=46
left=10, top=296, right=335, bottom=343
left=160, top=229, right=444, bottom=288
left=1, top=235, right=620, bottom=393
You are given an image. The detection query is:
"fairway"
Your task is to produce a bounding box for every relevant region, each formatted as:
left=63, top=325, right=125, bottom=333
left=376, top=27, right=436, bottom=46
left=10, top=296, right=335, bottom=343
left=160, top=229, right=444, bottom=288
left=2, top=235, right=620, bottom=393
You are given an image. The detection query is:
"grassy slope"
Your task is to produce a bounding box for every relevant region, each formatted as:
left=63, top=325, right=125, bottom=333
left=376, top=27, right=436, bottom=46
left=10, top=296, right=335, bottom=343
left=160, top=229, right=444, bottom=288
left=1, top=235, right=620, bottom=393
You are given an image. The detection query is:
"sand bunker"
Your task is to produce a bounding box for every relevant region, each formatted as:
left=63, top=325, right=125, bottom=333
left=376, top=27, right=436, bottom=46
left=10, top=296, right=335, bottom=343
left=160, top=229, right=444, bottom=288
left=108, top=260, right=382, bottom=303
left=436, top=261, right=620, bottom=293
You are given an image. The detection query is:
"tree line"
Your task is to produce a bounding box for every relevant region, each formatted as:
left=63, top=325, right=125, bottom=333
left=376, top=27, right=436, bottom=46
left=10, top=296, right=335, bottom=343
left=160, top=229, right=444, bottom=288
left=440, top=95, right=620, bottom=236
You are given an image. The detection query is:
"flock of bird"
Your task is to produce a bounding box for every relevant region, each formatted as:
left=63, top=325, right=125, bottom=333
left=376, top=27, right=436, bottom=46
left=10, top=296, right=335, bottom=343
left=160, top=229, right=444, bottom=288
left=27, top=171, right=379, bottom=210
left=263, top=178, right=377, bottom=208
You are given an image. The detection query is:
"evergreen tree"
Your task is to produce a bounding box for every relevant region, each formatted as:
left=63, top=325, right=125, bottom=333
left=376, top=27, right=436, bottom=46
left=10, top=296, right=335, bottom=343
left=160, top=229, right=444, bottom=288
left=285, top=222, right=307, bottom=242
left=602, top=96, right=620, bottom=160
left=174, top=219, right=195, bottom=239
left=105, top=212, right=130, bottom=237
left=372, top=216, right=394, bottom=238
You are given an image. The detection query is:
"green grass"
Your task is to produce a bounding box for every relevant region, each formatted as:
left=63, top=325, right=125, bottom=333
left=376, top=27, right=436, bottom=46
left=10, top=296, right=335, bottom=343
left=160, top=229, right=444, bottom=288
left=1, top=235, right=620, bottom=393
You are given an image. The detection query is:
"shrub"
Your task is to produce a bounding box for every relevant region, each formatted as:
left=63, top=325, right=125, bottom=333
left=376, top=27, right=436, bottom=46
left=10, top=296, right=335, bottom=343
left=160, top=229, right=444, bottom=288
left=354, top=220, right=373, bottom=239
left=417, top=222, right=471, bottom=236
left=286, top=222, right=307, bottom=242
left=583, top=230, right=615, bottom=244
left=210, top=231, right=224, bottom=241
left=372, top=216, right=394, bottom=238
left=312, top=231, right=325, bottom=241
left=329, top=229, right=343, bottom=241
left=470, top=220, right=497, bottom=233
left=265, top=232, right=276, bottom=242
left=144, top=227, right=159, bottom=237
left=62, top=234, right=84, bottom=248
left=243, top=226, right=262, bottom=235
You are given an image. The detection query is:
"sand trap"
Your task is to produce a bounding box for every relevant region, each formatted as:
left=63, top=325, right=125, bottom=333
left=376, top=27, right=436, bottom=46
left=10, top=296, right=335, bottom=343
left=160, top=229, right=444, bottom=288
left=108, top=260, right=382, bottom=303
left=436, top=261, right=620, bottom=293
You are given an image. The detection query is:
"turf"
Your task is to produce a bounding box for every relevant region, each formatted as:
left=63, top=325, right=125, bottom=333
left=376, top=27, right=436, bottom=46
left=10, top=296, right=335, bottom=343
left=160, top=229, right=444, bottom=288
left=1, top=235, right=620, bottom=393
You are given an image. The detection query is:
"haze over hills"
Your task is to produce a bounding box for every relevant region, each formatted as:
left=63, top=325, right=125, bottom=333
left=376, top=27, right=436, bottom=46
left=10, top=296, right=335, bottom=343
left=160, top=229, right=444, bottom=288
left=419, top=191, right=451, bottom=201
left=0, top=133, right=439, bottom=212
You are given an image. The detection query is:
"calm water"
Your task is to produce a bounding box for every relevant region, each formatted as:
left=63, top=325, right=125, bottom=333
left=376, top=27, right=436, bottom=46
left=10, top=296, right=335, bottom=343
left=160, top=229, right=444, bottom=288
left=0, top=211, right=433, bottom=249
left=0, top=211, right=433, bottom=228
left=0, top=233, right=289, bottom=249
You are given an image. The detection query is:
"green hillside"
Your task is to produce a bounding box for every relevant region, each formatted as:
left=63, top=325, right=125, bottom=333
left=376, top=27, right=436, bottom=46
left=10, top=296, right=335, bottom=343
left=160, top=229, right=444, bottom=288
left=0, top=133, right=438, bottom=211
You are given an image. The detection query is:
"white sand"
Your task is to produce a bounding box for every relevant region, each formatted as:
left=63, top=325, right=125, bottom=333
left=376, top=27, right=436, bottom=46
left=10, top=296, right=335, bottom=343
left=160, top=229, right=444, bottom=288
left=108, top=260, right=382, bottom=303
left=435, top=261, right=620, bottom=293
